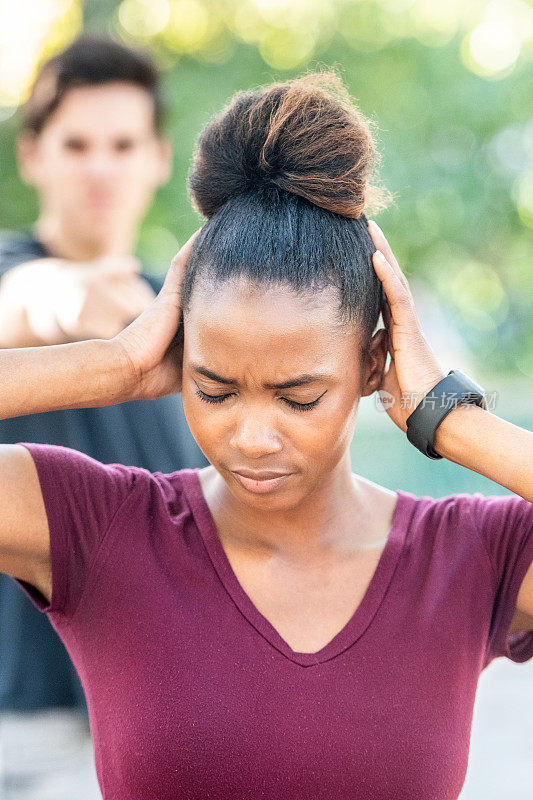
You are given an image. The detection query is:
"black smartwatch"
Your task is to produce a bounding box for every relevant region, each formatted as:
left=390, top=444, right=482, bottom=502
left=405, top=369, right=488, bottom=460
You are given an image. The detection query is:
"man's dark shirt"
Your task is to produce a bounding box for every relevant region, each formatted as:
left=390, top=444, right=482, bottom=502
left=0, top=231, right=208, bottom=712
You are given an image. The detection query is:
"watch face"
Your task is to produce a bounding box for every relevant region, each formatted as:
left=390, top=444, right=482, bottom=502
left=451, top=370, right=486, bottom=405
left=407, top=370, right=487, bottom=460
left=452, top=369, right=485, bottom=395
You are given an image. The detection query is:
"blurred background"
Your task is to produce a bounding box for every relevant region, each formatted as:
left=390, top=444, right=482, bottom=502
left=0, top=0, right=532, bottom=798
left=0, top=0, right=532, bottom=385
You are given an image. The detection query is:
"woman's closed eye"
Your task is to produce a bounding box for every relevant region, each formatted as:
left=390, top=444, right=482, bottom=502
left=195, top=388, right=327, bottom=412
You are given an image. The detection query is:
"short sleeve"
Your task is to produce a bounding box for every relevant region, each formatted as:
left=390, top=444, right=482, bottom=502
left=470, top=492, right=533, bottom=666
left=17, top=443, right=138, bottom=618
left=0, top=231, right=47, bottom=278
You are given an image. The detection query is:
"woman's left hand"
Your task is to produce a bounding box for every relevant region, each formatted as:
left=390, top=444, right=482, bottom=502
left=368, top=220, right=446, bottom=432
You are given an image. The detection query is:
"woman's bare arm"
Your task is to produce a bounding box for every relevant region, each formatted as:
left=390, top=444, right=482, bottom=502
left=0, top=232, right=197, bottom=592
left=368, top=220, right=533, bottom=634
left=434, top=404, right=533, bottom=503
left=0, top=338, right=131, bottom=422
left=0, top=445, right=51, bottom=598
left=0, top=339, right=133, bottom=597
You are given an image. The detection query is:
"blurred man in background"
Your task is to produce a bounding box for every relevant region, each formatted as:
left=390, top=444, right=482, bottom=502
left=0, top=35, right=206, bottom=799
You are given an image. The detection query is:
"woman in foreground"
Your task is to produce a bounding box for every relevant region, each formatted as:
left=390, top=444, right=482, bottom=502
left=1, top=73, right=532, bottom=799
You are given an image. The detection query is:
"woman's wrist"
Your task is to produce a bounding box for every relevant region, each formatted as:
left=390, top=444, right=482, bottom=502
left=0, top=338, right=138, bottom=421
left=70, top=338, right=140, bottom=407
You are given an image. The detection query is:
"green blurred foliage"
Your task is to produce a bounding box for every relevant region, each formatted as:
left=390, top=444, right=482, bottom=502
left=0, top=0, right=531, bottom=377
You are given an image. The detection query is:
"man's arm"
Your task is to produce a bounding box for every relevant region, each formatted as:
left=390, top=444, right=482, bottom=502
left=0, top=260, right=65, bottom=347
left=0, top=257, right=156, bottom=348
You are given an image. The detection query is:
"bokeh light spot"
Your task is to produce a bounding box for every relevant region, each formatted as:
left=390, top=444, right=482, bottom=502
left=451, top=262, right=508, bottom=322
left=512, top=172, right=533, bottom=229
left=162, top=0, right=211, bottom=53
left=409, top=0, right=461, bottom=47
left=259, top=27, right=317, bottom=69
left=118, top=0, right=170, bottom=39
left=0, top=0, right=80, bottom=106
left=464, top=20, right=521, bottom=76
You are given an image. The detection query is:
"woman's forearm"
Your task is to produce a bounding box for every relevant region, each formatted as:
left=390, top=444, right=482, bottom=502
left=433, top=405, right=533, bottom=503
left=0, top=339, right=132, bottom=421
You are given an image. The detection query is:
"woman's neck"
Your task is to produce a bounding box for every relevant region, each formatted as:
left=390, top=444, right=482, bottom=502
left=199, top=454, right=370, bottom=563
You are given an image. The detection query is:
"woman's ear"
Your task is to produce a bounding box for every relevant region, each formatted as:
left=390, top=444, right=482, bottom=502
left=359, top=328, right=388, bottom=398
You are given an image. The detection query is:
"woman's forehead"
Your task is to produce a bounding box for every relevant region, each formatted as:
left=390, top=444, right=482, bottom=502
left=184, top=277, right=360, bottom=376
left=187, top=275, right=342, bottom=331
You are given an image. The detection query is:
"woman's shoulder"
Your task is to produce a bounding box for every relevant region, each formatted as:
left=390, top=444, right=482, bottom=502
left=392, top=485, right=533, bottom=528
left=20, top=442, right=203, bottom=520
left=354, top=472, right=532, bottom=547
left=386, top=483, right=533, bottom=568
left=148, top=465, right=204, bottom=509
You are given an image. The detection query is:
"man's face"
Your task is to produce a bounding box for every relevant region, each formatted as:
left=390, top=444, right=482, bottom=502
left=18, top=81, right=171, bottom=248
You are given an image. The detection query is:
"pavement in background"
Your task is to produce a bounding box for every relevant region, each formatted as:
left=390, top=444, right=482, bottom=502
left=460, top=657, right=533, bottom=798
left=0, top=710, right=100, bottom=800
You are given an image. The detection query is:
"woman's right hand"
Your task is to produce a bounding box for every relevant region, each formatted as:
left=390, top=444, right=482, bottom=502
left=114, top=230, right=200, bottom=401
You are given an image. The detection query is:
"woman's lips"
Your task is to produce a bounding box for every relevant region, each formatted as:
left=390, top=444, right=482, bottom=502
left=232, top=470, right=292, bottom=495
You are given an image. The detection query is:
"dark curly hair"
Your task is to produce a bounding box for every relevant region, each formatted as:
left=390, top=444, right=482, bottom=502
left=182, top=72, right=391, bottom=346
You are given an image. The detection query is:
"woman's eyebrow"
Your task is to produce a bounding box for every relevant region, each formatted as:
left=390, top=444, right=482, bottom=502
left=264, top=374, right=329, bottom=390
left=193, top=366, right=235, bottom=384
left=193, top=365, right=330, bottom=389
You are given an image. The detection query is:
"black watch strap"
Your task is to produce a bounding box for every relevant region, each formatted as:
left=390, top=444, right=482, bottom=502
left=405, top=369, right=488, bottom=460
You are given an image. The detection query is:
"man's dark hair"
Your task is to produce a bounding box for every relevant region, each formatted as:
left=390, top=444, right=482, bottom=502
left=22, top=35, right=164, bottom=135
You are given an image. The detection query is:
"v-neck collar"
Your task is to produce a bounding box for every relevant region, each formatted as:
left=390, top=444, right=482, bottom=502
left=180, top=469, right=415, bottom=667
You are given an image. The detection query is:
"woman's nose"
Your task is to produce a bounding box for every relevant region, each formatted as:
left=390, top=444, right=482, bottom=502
left=229, top=413, right=283, bottom=459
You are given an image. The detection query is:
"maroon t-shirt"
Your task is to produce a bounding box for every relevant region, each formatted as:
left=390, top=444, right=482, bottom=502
left=16, top=443, right=533, bottom=800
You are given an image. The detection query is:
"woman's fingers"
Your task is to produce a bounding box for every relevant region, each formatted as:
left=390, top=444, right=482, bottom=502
left=366, top=220, right=446, bottom=430
left=379, top=289, right=394, bottom=360
left=367, top=218, right=420, bottom=335
left=368, top=220, right=401, bottom=272
left=161, top=229, right=202, bottom=299
left=368, top=221, right=409, bottom=289
left=372, top=249, right=419, bottom=333
left=381, top=286, right=393, bottom=329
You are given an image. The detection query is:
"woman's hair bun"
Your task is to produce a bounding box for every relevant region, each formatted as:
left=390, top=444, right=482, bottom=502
left=188, top=71, right=389, bottom=220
